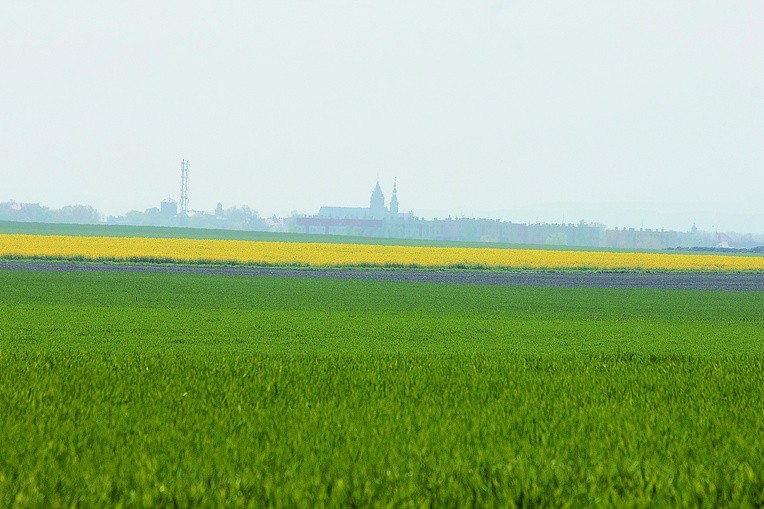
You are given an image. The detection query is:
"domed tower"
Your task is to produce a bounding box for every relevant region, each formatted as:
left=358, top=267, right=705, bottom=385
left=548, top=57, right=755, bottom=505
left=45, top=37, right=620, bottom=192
left=370, top=180, right=386, bottom=218
left=389, top=180, right=399, bottom=217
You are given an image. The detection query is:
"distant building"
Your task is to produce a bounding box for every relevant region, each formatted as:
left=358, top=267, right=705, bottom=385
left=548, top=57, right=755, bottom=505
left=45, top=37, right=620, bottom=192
left=389, top=181, right=399, bottom=216
left=715, top=232, right=732, bottom=249
left=297, top=180, right=410, bottom=236
left=317, top=180, right=401, bottom=220
left=160, top=197, right=178, bottom=217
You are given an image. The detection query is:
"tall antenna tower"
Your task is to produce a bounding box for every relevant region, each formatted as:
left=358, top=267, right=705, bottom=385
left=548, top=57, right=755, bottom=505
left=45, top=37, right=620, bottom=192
left=180, top=159, right=189, bottom=216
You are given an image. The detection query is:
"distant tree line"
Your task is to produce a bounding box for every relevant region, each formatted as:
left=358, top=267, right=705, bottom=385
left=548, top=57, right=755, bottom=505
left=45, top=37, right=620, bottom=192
left=0, top=202, right=100, bottom=224
left=666, top=246, right=764, bottom=254
left=107, top=203, right=267, bottom=231
left=0, top=201, right=267, bottom=231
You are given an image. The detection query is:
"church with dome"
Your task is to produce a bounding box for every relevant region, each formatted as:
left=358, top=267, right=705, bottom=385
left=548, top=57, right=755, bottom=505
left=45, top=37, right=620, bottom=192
left=294, top=180, right=411, bottom=237
left=316, top=180, right=400, bottom=220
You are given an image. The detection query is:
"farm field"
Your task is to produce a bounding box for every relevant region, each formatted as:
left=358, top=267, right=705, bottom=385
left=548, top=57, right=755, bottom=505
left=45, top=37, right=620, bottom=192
left=3, top=260, right=764, bottom=291
left=3, top=232, right=764, bottom=271
left=0, top=220, right=677, bottom=251
left=1, top=269, right=763, bottom=506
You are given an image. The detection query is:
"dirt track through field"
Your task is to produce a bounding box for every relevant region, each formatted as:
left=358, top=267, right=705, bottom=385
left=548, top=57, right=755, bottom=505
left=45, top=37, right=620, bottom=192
left=2, top=261, right=763, bottom=291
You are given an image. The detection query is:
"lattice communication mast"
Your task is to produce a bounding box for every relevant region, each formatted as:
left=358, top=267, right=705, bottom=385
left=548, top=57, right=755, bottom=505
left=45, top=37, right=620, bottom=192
left=180, top=159, right=190, bottom=216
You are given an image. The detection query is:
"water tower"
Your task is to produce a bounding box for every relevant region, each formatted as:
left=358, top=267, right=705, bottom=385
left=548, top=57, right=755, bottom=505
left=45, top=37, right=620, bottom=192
left=161, top=197, right=177, bottom=217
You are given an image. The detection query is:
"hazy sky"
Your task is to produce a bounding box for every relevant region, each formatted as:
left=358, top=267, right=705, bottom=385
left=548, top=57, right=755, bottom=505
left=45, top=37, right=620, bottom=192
left=3, top=2, right=763, bottom=233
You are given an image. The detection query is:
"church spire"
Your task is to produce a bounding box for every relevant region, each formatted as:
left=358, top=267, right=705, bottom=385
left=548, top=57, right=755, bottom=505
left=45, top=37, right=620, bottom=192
left=370, top=180, right=385, bottom=218
left=389, top=180, right=398, bottom=216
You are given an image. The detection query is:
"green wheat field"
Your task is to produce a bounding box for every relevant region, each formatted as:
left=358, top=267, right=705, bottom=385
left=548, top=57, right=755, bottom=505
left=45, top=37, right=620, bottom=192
left=1, top=270, right=763, bottom=507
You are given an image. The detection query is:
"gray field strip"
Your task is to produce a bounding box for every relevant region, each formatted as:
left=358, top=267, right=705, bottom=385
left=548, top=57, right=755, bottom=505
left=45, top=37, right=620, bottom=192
left=2, top=260, right=763, bottom=290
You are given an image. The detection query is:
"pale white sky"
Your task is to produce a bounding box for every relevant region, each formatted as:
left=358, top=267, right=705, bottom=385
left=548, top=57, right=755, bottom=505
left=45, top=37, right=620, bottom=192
left=2, top=1, right=763, bottom=233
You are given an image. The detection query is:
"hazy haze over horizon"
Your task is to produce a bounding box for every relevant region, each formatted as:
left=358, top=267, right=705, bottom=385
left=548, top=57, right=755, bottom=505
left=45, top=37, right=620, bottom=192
left=2, top=2, right=763, bottom=233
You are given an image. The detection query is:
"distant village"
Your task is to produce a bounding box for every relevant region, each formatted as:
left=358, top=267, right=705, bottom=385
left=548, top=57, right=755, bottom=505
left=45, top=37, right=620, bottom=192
left=2, top=179, right=763, bottom=251
left=290, top=181, right=762, bottom=251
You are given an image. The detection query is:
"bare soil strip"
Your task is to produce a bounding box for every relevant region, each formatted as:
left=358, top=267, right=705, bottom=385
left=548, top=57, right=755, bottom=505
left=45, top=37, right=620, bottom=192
left=2, top=261, right=763, bottom=291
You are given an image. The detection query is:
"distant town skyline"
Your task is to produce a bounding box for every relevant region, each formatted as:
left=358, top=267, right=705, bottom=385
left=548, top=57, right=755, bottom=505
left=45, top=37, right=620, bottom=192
left=4, top=176, right=763, bottom=241
left=3, top=2, right=763, bottom=233
left=4, top=170, right=764, bottom=235
left=6, top=185, right=763, bottom=252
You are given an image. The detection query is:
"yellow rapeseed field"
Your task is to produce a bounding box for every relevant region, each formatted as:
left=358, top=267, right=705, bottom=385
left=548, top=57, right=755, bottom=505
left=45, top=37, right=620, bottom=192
left=2, top=234, right=764, bottom=271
